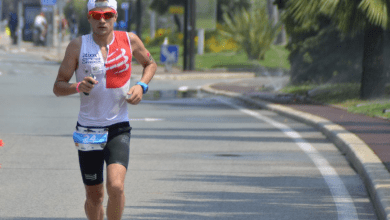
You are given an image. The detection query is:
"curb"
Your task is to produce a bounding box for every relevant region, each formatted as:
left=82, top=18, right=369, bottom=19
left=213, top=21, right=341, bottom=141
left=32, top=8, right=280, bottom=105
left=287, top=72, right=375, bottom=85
left=201, top=83, right=390, bottom=220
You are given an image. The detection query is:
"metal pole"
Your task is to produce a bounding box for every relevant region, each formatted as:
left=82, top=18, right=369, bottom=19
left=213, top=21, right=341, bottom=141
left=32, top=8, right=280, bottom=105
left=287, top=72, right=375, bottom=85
left=189, top=0, right=196, bottom=71
left=136, top=0, right=142, bottom=39
left=150, top=10, right=155, bottom=39
left=197, top=28, right=204, bottom=55
left=53, top=4, right=58, bottom=47
left=17, top=0, right=23, bottom=49
left=57, top=1, right=63, bottom=59
left=183, top=0, right=189, bottom=71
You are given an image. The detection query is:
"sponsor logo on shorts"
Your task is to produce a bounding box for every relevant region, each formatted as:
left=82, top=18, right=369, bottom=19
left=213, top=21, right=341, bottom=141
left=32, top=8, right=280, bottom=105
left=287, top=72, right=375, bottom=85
left=121, top=136, right=130, bottom=143
left=85, top=174, right=97, bottom=181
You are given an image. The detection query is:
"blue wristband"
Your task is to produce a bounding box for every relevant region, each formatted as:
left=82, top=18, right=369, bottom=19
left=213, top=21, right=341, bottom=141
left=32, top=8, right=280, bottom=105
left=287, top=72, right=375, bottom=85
left=136, top=82, right=149, bottom=94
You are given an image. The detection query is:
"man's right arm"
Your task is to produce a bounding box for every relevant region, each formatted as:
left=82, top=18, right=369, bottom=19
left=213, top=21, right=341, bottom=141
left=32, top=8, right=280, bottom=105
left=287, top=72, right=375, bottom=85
left=53, top=38, right=81, bottom=97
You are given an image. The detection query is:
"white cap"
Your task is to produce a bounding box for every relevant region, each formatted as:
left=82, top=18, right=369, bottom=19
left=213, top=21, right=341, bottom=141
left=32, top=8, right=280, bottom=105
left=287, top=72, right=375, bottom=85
left=88, top=0, right=117, bottom=12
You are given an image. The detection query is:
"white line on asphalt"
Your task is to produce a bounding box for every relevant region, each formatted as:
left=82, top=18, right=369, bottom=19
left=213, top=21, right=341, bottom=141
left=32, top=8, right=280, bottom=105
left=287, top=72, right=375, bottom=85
left=217, top=97, right=358, bottom=220
left=129, top=118, right=164, bottom=122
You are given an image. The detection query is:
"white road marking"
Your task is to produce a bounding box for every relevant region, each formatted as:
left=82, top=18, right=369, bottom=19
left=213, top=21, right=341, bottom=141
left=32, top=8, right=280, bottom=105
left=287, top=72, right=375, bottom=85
left=129, top=118, right=164, bottom=122
left=218, top=98, right=358, bottom=220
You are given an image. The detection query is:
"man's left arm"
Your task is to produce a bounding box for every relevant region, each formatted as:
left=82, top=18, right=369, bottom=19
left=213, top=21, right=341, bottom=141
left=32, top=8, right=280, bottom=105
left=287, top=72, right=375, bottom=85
left=126, top=33, right=157, bottom=105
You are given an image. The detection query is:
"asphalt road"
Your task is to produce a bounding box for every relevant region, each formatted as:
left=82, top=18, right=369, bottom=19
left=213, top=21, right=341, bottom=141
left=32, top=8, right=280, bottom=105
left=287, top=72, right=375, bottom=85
left=0, top=52, right=378, bottom=219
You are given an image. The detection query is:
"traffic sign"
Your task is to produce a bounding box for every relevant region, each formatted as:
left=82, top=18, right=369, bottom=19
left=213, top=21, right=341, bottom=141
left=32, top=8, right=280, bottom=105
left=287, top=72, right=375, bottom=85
left=41, top=0, right=56, bottom=5
left=160, top=45, right=179, bottom=64
left=121, top=3, right=130, bottom=10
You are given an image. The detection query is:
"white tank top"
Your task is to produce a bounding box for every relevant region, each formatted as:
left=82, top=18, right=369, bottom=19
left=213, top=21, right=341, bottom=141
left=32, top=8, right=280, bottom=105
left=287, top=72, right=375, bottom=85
left=76, top=31, right=132, bottom=127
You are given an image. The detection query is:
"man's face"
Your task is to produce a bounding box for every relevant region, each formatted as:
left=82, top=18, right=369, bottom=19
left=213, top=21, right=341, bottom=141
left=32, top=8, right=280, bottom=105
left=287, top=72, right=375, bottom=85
left=88, top=7, right=117, bottom=36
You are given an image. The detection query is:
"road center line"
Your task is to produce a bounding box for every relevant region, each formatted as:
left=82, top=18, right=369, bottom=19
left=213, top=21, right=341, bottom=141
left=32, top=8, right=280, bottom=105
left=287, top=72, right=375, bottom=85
left=217, top=98, right=358, bottom=220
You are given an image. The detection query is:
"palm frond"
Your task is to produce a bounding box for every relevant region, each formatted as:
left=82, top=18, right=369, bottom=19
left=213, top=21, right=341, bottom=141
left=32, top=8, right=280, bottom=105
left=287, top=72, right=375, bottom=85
left=288, top=0, right=322, bottom=23
left=319, top=0, right=340, bottom=15
left=359, top=0, right=388, bottom=28
left=336, top=0, right=366, bottom=34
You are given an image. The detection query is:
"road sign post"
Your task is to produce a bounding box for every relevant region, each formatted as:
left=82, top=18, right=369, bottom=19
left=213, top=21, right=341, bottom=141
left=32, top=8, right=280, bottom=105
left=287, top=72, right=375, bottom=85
left=160, top=44, right=179, bottom=72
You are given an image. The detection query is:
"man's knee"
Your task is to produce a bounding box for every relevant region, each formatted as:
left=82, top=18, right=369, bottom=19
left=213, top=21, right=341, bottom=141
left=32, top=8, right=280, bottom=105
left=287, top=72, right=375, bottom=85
left=85, top=184, right=104, bottom=206
left=107, top=181, right=124, bottom=198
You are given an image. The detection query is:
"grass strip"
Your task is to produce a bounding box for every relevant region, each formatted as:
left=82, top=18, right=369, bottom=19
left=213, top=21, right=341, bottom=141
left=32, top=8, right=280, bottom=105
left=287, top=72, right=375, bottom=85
left=280, top=83, right=390, bottom=119
left=146, top=45, right=290, bottom=71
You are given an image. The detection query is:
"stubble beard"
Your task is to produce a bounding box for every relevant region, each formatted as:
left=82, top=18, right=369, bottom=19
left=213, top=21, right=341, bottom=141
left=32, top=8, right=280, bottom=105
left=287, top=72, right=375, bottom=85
left=93, top=26, right=112, bottom=37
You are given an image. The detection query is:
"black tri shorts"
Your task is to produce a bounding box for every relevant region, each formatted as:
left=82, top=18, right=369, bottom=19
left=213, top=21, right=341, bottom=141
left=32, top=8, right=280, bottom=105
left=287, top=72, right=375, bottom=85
left=77, top=121, right=132, bottom=186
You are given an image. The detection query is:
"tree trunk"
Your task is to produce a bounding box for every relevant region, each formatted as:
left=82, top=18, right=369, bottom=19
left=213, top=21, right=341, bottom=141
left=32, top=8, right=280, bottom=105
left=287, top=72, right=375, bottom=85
left=360, top=25, right=385, bottom=99
left=174, top=14, right=182, bottom=32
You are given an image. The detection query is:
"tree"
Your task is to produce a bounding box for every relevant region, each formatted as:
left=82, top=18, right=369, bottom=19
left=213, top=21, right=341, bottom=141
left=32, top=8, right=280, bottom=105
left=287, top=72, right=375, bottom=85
left=285, top=0, right=389, bottom=99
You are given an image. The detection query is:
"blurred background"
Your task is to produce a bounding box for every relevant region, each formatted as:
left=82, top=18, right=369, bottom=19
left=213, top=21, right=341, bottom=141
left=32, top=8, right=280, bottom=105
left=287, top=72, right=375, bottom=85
left=0, top=0, right=389, bottom=111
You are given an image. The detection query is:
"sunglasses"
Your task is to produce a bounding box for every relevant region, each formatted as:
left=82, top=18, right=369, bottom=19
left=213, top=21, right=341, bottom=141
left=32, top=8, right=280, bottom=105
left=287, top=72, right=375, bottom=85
left=89, top=10, right=116, bottom=20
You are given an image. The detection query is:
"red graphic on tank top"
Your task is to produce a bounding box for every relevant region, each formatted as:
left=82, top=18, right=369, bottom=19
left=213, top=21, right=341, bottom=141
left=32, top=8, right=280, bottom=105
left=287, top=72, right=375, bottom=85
left=105, top=31, right=132, bottom=89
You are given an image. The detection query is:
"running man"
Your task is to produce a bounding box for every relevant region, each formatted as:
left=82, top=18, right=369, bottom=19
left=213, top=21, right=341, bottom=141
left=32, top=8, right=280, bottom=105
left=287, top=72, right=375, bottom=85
left=53, top=0, right=157, bottom=219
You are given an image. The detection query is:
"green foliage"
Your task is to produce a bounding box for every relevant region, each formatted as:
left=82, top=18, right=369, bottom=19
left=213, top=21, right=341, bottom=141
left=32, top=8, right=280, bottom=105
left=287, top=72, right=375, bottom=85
left=281, top=83, right=362, bottom=104
left=145, top=28, right=184, bottom=47
left=349, top=102, right=390, bottom=118
left=286, top=0, right=389, bottom=35
left=204, top=28, right=239, bottom=53
left=145, top=43, right=290, bottom=71
left=217, top=0, right=252, bottom=23
left=281, top=0, right=374, bottom=84
left=280, top=83, right=390, bottom=118
left=358, top=0, right=388, bottom=29
left=219, top=7, right=281, bottom=60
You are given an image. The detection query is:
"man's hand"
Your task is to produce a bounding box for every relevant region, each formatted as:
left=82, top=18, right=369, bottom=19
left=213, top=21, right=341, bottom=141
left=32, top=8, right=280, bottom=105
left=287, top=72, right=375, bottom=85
left=126, top=85, right=143, bottom=105
left=78, top=76, right=98, bottom=94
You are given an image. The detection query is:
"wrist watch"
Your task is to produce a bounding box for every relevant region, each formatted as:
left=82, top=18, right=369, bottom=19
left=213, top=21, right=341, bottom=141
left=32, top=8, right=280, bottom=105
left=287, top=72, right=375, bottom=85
left=136, top=82, right=149, bottom=94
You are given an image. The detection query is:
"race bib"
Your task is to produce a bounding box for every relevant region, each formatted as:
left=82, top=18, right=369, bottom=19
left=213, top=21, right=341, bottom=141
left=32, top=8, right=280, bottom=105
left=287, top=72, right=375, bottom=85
left=73, top=126, right=108, bottom=151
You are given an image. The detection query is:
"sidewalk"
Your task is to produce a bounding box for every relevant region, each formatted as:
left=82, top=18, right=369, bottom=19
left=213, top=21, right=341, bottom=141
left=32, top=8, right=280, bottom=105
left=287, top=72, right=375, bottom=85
left=202, top=78, right=390, bottom=220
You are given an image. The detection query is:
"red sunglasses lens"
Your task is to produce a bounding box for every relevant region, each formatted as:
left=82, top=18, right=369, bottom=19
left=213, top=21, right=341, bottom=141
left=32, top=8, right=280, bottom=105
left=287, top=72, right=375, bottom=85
left=90, top=11, right=115, bottom=20
left=103, top=12, right=115, bottom=19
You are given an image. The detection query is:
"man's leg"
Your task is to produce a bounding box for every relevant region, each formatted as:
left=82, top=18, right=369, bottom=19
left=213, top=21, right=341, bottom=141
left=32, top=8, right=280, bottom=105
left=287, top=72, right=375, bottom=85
left=85, top=183, right=105, bottom=220
left=106, top=163, right=127, bottom=220
left=78, top=146, right=105, bottom=220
